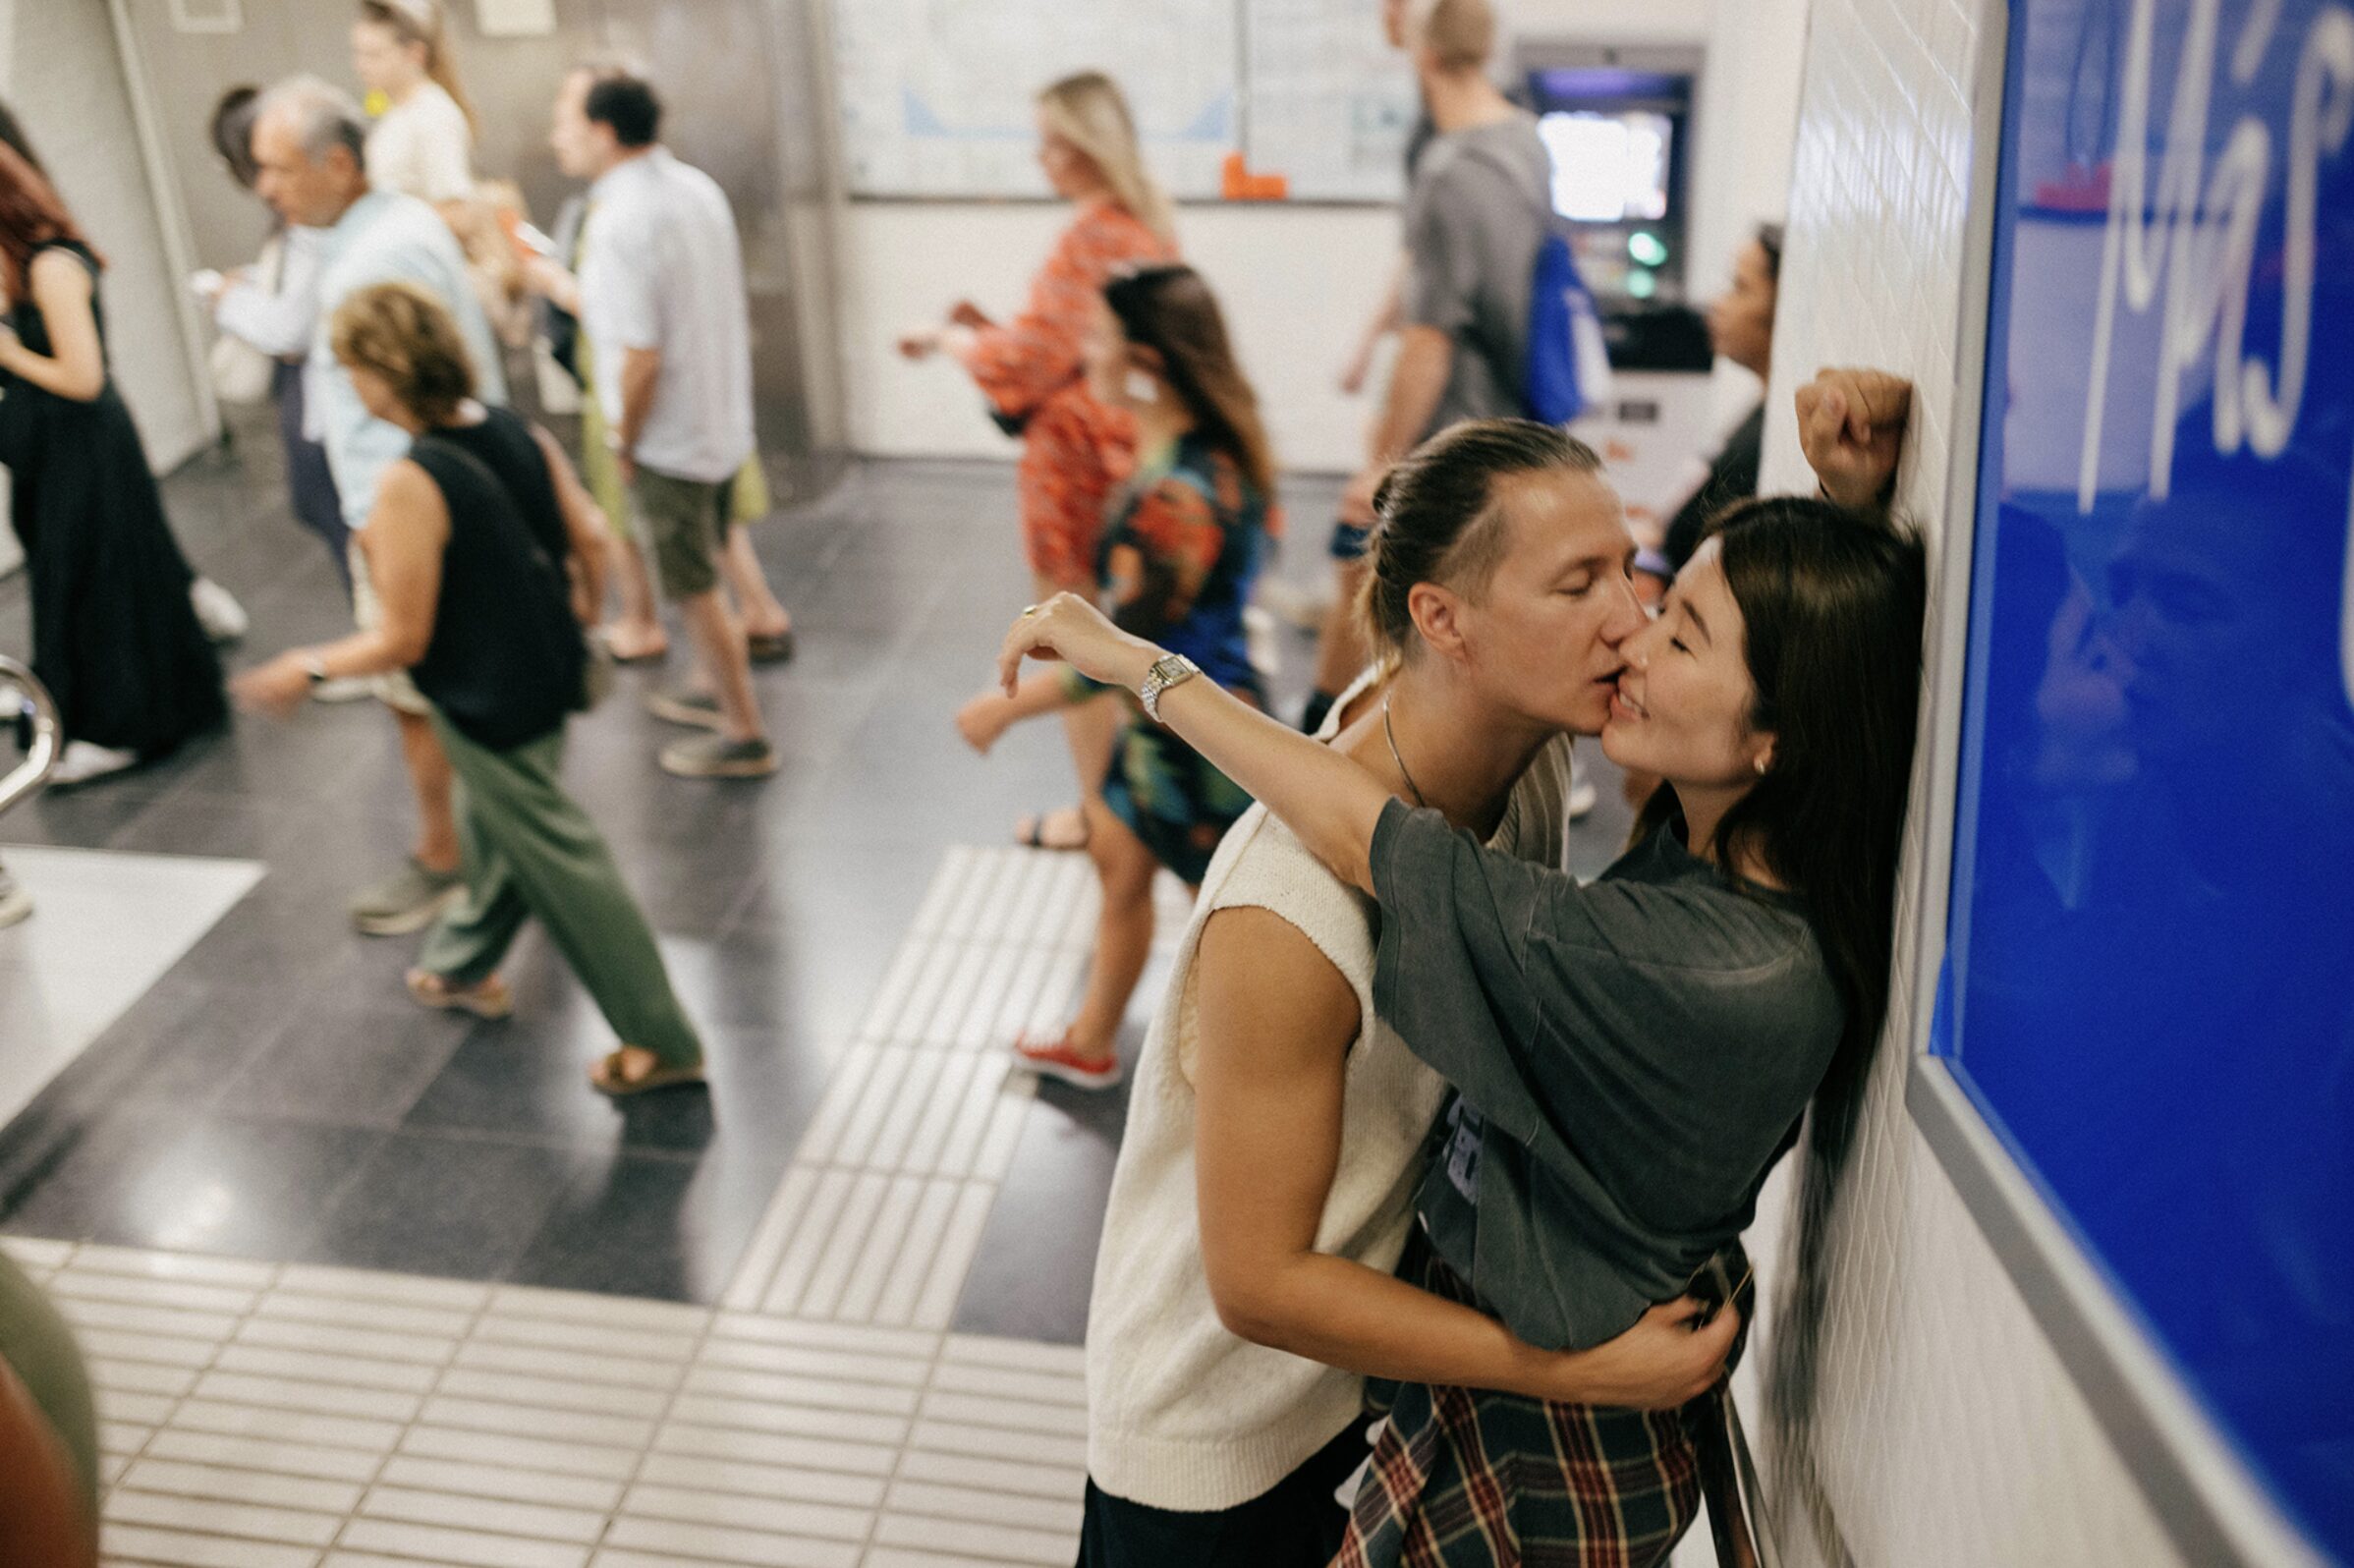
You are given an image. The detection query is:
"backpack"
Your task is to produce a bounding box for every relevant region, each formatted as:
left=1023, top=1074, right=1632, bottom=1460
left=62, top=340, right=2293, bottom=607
left=1462, top=140, right=1615, bottom=425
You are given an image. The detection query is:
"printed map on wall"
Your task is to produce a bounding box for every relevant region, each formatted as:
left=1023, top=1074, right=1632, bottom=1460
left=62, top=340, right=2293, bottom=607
left=1243, top=0, right=1419, bottom=202
left=829, top=0, right=1420, bottom=201
left=830, top=0, right=1239, bottom=198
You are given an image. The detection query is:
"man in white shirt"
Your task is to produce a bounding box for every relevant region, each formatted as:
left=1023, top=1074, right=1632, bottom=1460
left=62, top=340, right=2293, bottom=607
left=249, top=75, right=510, bottom=934
left=553, top=70, right=774, bottom=779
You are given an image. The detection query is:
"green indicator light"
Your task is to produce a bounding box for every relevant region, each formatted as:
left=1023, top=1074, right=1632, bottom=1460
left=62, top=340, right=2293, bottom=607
left=1626, top=268, right=1657, bottom=300
left=1627, top=232, right=1668, bottom=266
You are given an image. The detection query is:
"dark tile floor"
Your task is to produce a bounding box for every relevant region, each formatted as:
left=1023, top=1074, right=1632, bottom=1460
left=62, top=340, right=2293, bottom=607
left=0, top=415, right=1636, bottom=1338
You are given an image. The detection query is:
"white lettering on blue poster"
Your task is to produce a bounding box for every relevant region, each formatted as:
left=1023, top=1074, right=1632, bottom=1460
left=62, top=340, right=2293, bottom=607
left=1944, top=0, right=2353, bottom=1558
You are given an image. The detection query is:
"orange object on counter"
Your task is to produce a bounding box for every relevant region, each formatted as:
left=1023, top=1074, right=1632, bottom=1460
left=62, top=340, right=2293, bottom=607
left=1220, top=151, right=1289, bottom=201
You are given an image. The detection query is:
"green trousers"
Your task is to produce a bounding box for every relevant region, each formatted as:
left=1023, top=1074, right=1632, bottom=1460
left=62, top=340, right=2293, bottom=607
left=420, top=713, right=703, bottom=1068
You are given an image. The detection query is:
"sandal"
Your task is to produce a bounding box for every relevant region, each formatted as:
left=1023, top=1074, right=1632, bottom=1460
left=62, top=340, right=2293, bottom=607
left=597, top=626, right=669, bottom=665
left=1014, top=805, right=1091, bottom=853
left=406, top=969, right=513, bottom=1020
left=589, top=1047, right=707, bottom=1098
left=746, top=628, right=796, bottom=664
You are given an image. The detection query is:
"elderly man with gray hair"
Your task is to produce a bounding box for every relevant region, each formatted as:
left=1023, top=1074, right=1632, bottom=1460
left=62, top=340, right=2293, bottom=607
left=249, top=74, right=507, bottom=935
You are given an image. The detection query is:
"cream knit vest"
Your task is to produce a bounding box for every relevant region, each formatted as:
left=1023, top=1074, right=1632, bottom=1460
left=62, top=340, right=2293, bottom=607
left=1083, top=729, right=1574, bottom=1511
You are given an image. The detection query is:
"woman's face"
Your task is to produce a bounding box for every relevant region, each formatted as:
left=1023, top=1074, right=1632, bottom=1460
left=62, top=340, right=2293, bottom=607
left=1081, top=295, right=1145, bottom=409
left=1707, top=241, right=1777, bottom=376
left=1439, top=470, right=1646, bottom=736
left=342, top=359, right=404, bottom=425
left=352, top=21, right=424, bottom=97
left=1604, top=538, right=1772, bottom=785
left=1035, top=113, right=1098, bottom=201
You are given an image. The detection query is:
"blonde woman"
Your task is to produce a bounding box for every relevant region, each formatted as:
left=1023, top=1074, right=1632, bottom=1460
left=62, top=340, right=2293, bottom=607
left=902, top=70, right=1176, bottom=852
left=352, top=0, right=476, bottom=207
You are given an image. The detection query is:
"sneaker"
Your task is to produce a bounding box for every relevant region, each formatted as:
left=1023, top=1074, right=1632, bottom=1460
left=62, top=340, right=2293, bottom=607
left=1012, top=1034, right=1124, bottom=1091
left=350, top=858, right=466, bottom=936
left=659, top=734, right=778, bottom=779
left=190, top=577, right=249, bottom=643
left=1567, top=779, right=1599, bottom=822
left=46, top=740, right=139, bottom=788
left=645, top=689, right=726, bottom=730
left=311, top=675, right=376, bottom=703
left=0, top=866, right=30, bottom=930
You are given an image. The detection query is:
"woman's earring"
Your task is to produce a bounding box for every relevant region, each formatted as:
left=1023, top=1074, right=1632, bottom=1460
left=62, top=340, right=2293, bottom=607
left=1125, top=368, right=1158, bottom=403
left=1754, top=755, right=1770, bottom=776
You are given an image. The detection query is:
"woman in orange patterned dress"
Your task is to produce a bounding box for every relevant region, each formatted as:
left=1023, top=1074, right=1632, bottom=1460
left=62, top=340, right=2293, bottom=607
left=903, top=72, right=1176, bottom=851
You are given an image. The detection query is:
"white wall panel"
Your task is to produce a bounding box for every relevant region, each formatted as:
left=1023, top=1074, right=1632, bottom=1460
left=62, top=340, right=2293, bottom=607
left=1746, top=1, right=2194, bottom=1563
left=2, top=0, right=211, bottom=477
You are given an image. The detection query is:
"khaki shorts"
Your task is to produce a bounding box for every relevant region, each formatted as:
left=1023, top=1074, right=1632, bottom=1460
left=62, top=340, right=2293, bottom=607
left=632, top=467, right=736, bottom=600
left=348, top=538, right=430, bottom=715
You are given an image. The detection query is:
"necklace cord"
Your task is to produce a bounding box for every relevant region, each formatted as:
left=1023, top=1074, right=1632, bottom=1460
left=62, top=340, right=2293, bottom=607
left=1382, top=697, right=1429, bottom=809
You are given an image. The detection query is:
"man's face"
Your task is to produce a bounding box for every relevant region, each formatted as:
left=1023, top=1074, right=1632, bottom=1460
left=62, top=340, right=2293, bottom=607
left=252, top=115, right=358, bottom=228
left=550, top=73, right=608, bottom=180
left=1448, top=470, right=1646, bottom=737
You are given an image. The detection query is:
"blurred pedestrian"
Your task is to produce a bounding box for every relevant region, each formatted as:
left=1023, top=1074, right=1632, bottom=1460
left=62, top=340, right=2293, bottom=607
left=901, top=70, right=1177, bottom=852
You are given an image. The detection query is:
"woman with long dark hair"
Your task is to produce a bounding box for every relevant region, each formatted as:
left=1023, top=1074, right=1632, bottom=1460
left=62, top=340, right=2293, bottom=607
left=954, top=262, right=1274, bottom=1089
left=0, top=140, right=225, bottom=786
left=1000, top=369, right=1927, bottom=1565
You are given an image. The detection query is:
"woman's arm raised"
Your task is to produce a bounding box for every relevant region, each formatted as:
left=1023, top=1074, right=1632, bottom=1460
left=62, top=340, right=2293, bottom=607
left=1193, top=907, right=1736, bottom=1407
left=998, top=596, right=1392, bottom=891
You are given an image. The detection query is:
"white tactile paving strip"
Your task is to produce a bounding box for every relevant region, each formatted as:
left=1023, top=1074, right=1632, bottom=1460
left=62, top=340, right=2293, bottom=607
left=6, top=1235, right=1087, bottom=1568
left=722, top=844, right=1187, bottom=1324
left=8, top=843, right=1199, bottom=1566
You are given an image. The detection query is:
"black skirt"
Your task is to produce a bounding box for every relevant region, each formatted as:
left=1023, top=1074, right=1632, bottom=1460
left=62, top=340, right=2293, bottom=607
left=4, top=380, right=224, bottom=756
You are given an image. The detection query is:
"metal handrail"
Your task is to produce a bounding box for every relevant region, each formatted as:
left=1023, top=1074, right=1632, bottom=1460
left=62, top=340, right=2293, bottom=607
left=0, top=655, right=60, bottom=817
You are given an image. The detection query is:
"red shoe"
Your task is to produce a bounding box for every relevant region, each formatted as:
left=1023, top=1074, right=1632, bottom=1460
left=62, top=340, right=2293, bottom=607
left=1012, top=1032, right=1124, bottom=1091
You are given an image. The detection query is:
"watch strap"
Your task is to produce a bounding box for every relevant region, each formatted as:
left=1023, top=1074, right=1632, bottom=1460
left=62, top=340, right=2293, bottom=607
left=1140, top=653, right=1201, bottom=723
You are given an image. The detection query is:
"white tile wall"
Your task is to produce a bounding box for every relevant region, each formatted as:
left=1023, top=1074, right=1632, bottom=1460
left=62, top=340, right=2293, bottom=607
left=0, top=1, right=212, bottom=475
left=1746, top=1, right=2193, bottom=1564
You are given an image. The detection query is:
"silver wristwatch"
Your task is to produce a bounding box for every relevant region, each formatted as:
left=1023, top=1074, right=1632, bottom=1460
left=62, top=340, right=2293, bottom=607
left=1139, top=653, right=1202, bottom=723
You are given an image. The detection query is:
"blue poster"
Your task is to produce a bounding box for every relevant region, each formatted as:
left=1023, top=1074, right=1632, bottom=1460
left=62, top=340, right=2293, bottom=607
left=1947, top=0, right=2354, bottom=1557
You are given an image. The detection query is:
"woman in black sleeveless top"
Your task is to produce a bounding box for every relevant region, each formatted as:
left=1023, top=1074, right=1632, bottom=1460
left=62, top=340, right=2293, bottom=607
left=236, top=281, right=704, bottom=1096
left=0, top=140, right=224, bottom=786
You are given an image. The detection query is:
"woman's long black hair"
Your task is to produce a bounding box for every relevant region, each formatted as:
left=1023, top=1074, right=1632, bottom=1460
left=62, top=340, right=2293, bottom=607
left=1636, top=495, right=1929, bottom=1115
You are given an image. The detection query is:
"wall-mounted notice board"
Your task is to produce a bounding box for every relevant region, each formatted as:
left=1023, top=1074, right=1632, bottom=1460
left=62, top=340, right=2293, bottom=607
left=1933, top=0, right=2354, bottom=1561
left=828, top=0, right=1418, bottom=201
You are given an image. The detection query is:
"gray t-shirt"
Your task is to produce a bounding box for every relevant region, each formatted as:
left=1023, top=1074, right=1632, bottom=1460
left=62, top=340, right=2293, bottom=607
left=1402, top=112, right=1553, bottom=435
left=1370, top=800, right=1844, bottom=1352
